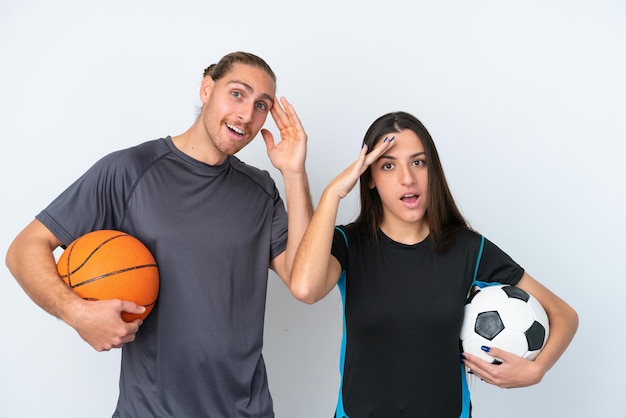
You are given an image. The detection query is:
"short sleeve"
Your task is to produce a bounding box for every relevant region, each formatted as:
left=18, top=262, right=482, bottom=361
left=331, top=225, right=349, bottom=272
left=269, top=186, right=288, bottom=261
left=36, top=152, right=129, bottom=246
left=474, top=236, right=525, bottom=287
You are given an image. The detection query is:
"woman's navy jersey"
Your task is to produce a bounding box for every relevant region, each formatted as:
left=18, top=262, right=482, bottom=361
left=331, top=225, right=524, bottom=417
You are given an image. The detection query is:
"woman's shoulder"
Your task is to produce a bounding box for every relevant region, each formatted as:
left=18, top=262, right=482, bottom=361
left=335, top=223, right=367, bottom=239
left=334, top=223, right=367, bottom=247
left=446, top=228, right=484, bottom=251
left=455, top=228, right=482, bottom=241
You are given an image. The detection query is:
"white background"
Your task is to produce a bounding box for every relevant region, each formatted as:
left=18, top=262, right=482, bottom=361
left=1, top=1, right=624, bottom=417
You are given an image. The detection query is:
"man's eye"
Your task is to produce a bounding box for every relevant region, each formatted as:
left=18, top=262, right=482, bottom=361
left=256, top=102, right=267, bottom=111
left=232, top=91, right=242, bottom=98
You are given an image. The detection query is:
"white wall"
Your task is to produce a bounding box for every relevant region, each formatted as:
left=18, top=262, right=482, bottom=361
left=1, top=1, right=624, bottom=417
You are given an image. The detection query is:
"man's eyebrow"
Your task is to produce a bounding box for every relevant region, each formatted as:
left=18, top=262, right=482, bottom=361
left=227, top=80, right=274, bottom=105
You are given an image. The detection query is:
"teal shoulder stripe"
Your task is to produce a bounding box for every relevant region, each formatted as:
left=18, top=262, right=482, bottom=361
left=335, top=226, right=348, bottom=247
left=334, top=226, right=349, bottom=417
left=460, top=364, right=471, bottom=418
left=471, top=235, right=485, bottom=287
left=335, top=270, right=348, bottom=417
left=472, top=235, right=504, bottom=288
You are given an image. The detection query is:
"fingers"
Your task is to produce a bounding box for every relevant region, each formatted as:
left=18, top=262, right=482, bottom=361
left=77, top=299, right=146, bottom=352
left=260, top=128, right=276, bottom=150
left=270, top=96, right=306, bottom=138
left=462, top=345, right=505, bottom=367
left=362, top=135, right=395, bottom=166
left=101, top=317, right=143, bottom=351
left=341, top=135, right=396, bottom=183
left=332, top=136, right=395, bottom=195
left=483, top=346, right=504, bottom=359
left=480, top=346, right=517, bottom=366
left=461, top=350, right=494, bottom=375
left=122, top=319, right=142, bottom=342
left=120, top=300, right=146, bottom=315
left=270, top=96, right=292, bottom=130
left=463, top=346, right=535, bottom=388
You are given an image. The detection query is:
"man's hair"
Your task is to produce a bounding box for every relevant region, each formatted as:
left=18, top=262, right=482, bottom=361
left=355, top=111, right=470, bottom=252
left=203, top=51, right=276, bottom=83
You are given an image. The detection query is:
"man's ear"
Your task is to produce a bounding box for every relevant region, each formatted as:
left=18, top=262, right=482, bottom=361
left=199, top=76, right=215, bottom=104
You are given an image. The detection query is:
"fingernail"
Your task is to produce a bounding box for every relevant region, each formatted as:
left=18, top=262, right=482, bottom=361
left=383, top=136, right=388, bottom=143
left=481, top=345, right=491, bottom=352
left=459, top=353, right=466, bottom=360
left=389, top=136, right=396, bottom=142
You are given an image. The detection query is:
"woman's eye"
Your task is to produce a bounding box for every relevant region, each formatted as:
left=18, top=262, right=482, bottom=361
left=382, top=163, right=394, bottom=170
left=413, top=159, right=426, bottom=167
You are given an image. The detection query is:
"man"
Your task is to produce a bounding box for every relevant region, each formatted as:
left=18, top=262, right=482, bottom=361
left=6, top=51, right=313, bottom=417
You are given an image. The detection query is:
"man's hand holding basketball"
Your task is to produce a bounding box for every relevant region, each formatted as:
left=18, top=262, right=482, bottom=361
left=67, top=299, right=145, bottom=351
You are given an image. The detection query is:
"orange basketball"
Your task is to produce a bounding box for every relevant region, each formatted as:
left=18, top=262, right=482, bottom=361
left=56, top=230, right=159, bottom=322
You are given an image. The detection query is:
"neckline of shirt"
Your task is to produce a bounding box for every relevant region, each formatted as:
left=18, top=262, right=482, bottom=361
left=377, top=228, right=430, bottom=251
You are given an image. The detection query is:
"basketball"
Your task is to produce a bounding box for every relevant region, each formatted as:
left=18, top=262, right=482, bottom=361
left=56, top=230, right=159, bottom=322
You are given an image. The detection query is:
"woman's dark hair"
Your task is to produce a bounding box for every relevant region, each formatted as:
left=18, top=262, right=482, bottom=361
left=203, top=51, right=276, bottom=83
left=355, top=111, right=469, bottom=252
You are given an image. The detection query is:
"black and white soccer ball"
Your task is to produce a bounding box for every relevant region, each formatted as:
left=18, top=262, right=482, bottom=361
left=460, top=284, right=550, bottom=363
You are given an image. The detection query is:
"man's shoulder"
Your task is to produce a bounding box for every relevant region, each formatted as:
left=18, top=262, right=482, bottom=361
left=109, top=138, right=168, bottom=161
left=94, top=138, right=169, bottom=170
left=228, top=156, right=277, bottom=192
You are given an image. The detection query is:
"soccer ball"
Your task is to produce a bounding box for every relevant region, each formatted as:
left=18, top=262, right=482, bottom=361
left=460, top=284, right=549, bottom=363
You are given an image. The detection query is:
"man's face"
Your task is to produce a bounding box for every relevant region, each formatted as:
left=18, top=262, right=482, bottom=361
left=201, top=63, right=276, bottom=159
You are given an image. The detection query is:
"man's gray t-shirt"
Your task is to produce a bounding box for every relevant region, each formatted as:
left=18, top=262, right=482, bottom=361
left=37, top=137, right=288, bottom=417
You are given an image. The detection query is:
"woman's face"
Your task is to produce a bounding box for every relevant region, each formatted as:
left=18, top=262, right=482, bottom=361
left=369, top=129, right=429, bottom=235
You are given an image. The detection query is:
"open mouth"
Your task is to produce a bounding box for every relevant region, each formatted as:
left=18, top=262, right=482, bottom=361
left=226, top=123, right=245, bottom=137
left=401, top=193, right=419, bottom=203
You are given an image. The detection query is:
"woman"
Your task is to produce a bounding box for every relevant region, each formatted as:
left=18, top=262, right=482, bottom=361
left=290, top=112, right=578, bottom=417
